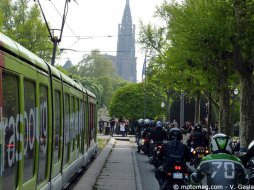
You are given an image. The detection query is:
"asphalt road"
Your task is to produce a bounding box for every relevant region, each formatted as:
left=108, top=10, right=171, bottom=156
left=133, top=144, right=160, bottom=190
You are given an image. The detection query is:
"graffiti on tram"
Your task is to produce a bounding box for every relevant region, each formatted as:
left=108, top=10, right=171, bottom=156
left=0, top=101, right=47, bottom=170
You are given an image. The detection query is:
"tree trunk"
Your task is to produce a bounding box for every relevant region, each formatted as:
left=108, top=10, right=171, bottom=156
left=194, top=91, right=201, bottom=123
left=218, top=89, right=231, bottom=135
left=233, top=0, right=254, bottom=150
left=166, top=89, right=171, bottom=121
left=217, top=68, right=231, bottom=135
left=239, top=74, right=254, bottom=149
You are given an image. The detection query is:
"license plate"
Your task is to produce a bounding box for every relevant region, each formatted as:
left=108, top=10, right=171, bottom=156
left=173, top=173, right=183, bottom=179
left=198, top=154, right=204, bottom=158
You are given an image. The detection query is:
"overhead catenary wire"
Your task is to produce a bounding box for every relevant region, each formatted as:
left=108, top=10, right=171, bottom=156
left=50, top=0, right=79, bottom=41
left=36, top=0, right=72, bottom=66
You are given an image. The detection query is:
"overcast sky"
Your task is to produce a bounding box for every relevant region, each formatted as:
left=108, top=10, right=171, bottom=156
left=37, top=0, right=165, bottom=82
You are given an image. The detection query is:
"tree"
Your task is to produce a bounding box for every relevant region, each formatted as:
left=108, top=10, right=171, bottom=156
left=77, top=49, right=117, bottom=78
left=109, top=83, right=163, bottom=121
left=0, top=0, right=52, bottom=61
left=139, top=0, right=254, bottom=148
left=232, top=0, right=254, bottom=148
left=66, top=50, right=128, bottom=108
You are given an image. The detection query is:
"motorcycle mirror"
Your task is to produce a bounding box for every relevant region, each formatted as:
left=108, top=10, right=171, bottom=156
left=248, top=140, right=254, bottom=150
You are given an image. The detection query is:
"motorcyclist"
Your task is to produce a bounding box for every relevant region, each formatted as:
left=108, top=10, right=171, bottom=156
left=155, top=128, right=191, bottom=190
left=240, top=140, right=254, bottom=185
left=136, top=119, right=144, bottom=149
left=191, top=133, right=248, bottom=188
left=141, top=119, right=151, bottom=138
left=187, top=123, right=209, bottom=149
left=149, top=121, right=168, bottom=143
left=148, top=121, right=168, bottom=158
left=141, top=119, right=151, bottom=154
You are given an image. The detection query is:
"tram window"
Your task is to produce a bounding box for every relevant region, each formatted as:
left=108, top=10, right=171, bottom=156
left=23, top=80, right=36, bottom=183
left=79, top=100, right=84, bottom=153
left=37, top=85, right=48, bottom=184
left=75, top=98, right=79, bottom=149
left=70, top=96, right=74, bottom=151
left=2, top=73, right=19, bottom=190
left=63, top=94, right=70, bottom=165
left=53, top=90, right=61, bottom=164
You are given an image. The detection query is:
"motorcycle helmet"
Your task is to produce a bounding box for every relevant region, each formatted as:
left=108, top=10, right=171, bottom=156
left=138, top=118, right=144, bottom=123
left=194, top=123, right=202, bottom=131
left=168, top=128, right=182, bottom=141
left=156, top=121, right=163, bottom=128
left=150, top=120, right=155, bottom=127
left=210, top=133, right=233, bottom=154
left=144, top=119, right=150, bottom=126
left=138, top=119, right=144, bottom=126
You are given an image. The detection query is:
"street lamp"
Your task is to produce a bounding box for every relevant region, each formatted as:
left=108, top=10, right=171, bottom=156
left=231, top=88, right=239, bottom=136
left=161, top=102, right=165, bottom=122
left=180, top=93, right=185, bottom=127
left=234, top=88, right=239, bottom=95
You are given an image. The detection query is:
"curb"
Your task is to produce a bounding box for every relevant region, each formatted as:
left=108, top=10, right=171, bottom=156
left=130, top=138, right=143, bottom=190
left=72, top=138, right=116, bottom=190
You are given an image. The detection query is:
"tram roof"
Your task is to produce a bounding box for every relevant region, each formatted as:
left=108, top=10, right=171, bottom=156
left=0, top=32, right=48, bottom=72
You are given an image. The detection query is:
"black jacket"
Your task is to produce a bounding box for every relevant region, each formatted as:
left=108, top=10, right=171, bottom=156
left=158, top=140, right=190, bottom=171
left=187, top=131, right=208, bottom=148
left=149, top=127, right=168, bottom=142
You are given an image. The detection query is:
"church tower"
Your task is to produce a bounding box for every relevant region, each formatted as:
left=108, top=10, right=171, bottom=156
left=116, top=0, right=137, bottom=82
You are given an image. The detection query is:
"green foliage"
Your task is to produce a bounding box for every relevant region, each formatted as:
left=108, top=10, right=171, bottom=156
left=109, top=83, right=163, bottom=120
left=77, top=50, right=117, bottom=78
left=55, top=65, right=69, bottom=75
left=97, top=77, right=113, bottom=107
left=0, top=0, right=52, bottom=62
left=138, top=0, right=245, bottom=131
left=65, top=50, right=128, bottom=108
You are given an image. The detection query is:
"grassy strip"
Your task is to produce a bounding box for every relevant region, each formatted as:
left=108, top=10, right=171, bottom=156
left=97, top=138, right=110, bottom=152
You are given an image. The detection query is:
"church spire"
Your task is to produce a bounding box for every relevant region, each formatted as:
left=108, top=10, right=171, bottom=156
left=121, top=0, right=132, bottom=27
left=116, top=0, right=136, bottom=82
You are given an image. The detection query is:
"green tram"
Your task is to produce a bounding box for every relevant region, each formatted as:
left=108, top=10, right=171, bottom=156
left=0, top=32, right=98, bottom=190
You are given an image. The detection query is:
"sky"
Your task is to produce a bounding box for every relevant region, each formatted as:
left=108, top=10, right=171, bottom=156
left=37, top=0, right=165, bottom=82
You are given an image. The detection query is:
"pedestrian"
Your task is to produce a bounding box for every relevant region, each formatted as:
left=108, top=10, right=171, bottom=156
left=120, top=121, right=126, bottom=137
left=125, top=119, right=129, bottom=137
left=109, top=116, right=116, bottom=136
left=181, top=121, right=192, bottom=144
left=116, top=121, right=120, bottom=135
left=99, top=118, right=104, bottom=135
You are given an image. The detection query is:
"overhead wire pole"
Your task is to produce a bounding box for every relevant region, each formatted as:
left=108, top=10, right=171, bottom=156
left=36, top=0, right=71, bottom=66
left=142, top=54, right=147, bottom=119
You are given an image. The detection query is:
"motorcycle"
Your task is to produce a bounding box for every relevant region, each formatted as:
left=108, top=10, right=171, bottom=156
left=137, top=136, right=149, bottom=154
left=149, top=140, right=164, bottom=168
left=190, top=146, right=209, bottom=168
left=239, top=140, right=254, bottom=185
left=164, top=162, right=189, bottom=190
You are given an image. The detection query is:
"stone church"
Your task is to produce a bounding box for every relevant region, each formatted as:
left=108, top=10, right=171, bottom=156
left=65, top=0, right=137, bottom=82
left=105, top=0, right=137, bottom=82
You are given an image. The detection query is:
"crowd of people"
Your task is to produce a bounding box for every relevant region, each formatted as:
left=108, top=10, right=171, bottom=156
left=98, top=116, right=130, bottom=137
left=134, top=118, right=254, bottom=190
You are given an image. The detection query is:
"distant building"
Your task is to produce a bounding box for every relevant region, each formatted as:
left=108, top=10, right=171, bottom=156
left=116, top=0, right=137, bottom=82
left=63, top=58, right=73, bottom=69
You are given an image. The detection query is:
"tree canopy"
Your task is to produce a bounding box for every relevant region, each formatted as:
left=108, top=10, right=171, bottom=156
left=138, top=0, right=254, bottom=147
left=0, top=0, right=52, bottom=61
left=109, top=83, right=163, bottom=120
